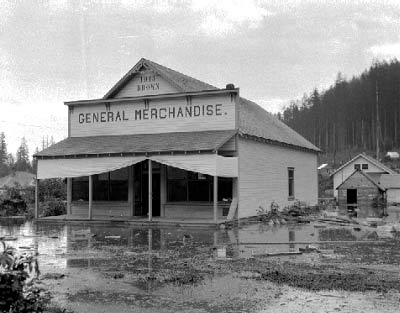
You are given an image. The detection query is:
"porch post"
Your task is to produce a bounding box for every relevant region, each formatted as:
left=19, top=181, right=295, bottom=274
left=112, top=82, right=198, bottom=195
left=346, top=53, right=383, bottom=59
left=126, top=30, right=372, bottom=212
left=88, top=175, right=93, bottom=220
left=35, top=178, right=39, bottom=219
left=160, top=164, right=166, bottom=217
left=148, top=159, right=153, bottom=221
left=128, top=165, right=134, bottom=216
left=213, top=175, right=218, bottom=223
left=67, top=178, right=72, bottom=216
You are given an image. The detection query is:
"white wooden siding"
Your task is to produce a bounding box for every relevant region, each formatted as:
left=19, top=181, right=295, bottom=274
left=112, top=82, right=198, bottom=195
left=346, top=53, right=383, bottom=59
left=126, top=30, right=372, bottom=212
left=387, top=189, right=400, bottom=204
left=333, top=156, right=388, bottom=197
left=70, top=94, right=236, bottom=137
left=237, top=138, right=318, bottom=218
left=114, top=73, right=178, bottom=98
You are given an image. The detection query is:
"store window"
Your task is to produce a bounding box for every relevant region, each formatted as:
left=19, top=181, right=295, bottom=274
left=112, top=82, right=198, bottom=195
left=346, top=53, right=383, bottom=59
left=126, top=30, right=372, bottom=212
left=167, top=167, right=232, bottom=202
left=288, top=167, right=294, bottom=199
left=72, top=176, right=89, bottom=201
left=72, top=167, right=129, bottom=202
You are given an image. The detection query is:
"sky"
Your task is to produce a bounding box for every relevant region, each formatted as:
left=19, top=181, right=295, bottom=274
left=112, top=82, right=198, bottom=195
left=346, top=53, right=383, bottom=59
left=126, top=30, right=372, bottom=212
left=1, top=0, right=400, bottom=158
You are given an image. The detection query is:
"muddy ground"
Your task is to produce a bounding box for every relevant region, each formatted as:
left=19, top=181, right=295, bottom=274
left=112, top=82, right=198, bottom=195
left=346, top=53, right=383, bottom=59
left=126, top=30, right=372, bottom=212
left=1, top=211, right=400, bottom=312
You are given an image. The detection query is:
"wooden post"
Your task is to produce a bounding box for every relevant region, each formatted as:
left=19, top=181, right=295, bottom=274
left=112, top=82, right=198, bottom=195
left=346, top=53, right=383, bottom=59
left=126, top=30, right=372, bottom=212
left=128, top=165, right=134, bottom=217
left=67, top=178, right=72, bottom=216
left=35, top=178, right=39, bottom=219
left=88, top=175, right=93, bottom=220
left=148, top=159, right=152, bottom=221
left=213, top=175, right=218, bottom=223
left=160, top=164, right=166, bottom=217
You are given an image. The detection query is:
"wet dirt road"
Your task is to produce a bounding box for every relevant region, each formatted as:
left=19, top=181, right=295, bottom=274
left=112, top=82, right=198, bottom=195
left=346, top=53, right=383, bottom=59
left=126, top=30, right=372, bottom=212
left=1, top=218, right=400, bottom=312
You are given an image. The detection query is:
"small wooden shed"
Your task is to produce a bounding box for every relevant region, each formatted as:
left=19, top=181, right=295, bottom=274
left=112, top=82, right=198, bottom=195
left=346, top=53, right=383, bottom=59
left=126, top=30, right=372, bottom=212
left=336, top=169, right=385, bottom=217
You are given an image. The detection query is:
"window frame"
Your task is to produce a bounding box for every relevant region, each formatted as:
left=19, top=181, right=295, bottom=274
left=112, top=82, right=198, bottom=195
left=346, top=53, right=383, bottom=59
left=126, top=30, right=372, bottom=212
left=288, top=167, right=295, bottom=200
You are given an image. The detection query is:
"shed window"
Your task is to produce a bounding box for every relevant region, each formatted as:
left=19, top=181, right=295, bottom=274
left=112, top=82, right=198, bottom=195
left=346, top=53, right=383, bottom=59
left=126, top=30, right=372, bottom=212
left=354, top=164, right=361, bottom=170
left=288, top=167, right=294, bottom=199
left=362, top=164, right=368, bottom=170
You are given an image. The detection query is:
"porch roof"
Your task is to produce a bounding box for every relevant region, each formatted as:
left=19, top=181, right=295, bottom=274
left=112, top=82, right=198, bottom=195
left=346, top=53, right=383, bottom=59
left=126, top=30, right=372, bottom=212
left=35, top=130, right=236, bottom=158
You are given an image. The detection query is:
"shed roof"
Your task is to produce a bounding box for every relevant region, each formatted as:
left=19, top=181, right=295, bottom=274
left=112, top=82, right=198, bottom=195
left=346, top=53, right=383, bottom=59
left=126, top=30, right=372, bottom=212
left=336, top=169, right=385, bottom=191
left=35, top=130, right=236, bottom=157
left=381, top=174, right=400, bottom=189
left=331, top=153, right=395, bottom=177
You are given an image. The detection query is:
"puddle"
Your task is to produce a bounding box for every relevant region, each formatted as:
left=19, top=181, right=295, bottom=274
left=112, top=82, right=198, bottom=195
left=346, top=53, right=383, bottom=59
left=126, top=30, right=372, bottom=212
left=1, top=219, right=400, bottom=312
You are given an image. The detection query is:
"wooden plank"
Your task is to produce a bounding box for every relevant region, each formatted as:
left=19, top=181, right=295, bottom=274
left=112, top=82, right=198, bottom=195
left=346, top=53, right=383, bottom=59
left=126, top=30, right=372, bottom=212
left=213, top=175, right=218, bottom=223
left=88, top=175, right=93, bottom=220
left=35, top=178, right=39, bottom=219
left=148, top=159, right=152, bottom=221
left=226, top=197, right=238, bottom=220
left=67, top=178, right=72, bottom=215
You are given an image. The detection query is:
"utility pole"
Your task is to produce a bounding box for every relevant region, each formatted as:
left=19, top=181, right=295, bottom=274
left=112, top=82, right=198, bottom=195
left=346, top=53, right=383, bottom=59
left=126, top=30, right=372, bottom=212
left=376, top=79, right=380, bottom=160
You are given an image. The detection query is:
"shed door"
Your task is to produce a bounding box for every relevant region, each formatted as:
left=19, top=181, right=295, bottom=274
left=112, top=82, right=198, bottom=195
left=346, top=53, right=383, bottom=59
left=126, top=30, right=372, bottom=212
left=347, top=189, right=357, bottom=204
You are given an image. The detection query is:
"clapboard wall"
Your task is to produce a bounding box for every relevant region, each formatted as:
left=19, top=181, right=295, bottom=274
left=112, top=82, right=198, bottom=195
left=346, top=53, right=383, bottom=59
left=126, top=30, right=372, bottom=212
left=237, top=137, right=318, bottom=218
left=69, top=93, right=236, bottom=137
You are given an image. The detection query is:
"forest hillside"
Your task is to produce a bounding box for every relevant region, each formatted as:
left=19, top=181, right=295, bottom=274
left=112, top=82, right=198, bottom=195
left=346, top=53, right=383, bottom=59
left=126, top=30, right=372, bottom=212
left=280, top=59, right=400, bottom=166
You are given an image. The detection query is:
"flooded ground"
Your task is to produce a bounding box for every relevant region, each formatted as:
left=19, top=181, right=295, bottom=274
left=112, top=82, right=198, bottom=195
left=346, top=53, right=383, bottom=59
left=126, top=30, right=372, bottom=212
left=1, top=209, right=400, bottom=313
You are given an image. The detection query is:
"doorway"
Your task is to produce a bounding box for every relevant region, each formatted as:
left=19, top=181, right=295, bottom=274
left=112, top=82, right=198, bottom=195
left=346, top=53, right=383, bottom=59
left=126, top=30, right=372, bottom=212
left=347, top=189, right=357, bottom=204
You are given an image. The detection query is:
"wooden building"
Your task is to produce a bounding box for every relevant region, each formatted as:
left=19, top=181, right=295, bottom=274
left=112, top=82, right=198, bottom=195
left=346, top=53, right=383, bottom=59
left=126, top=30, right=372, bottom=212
left=34, top=58, right=319, bottom=223
left=381, top=174, right=400, bottom=205
left=336, top=169, right=385, bottom=217
left=331, top=153, right=395, bottom=199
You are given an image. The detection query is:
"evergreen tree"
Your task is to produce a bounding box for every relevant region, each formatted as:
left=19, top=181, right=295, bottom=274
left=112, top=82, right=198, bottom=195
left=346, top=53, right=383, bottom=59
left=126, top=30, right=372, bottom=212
left=15, top=137, right=32, bottom=172
left=0, top=132, right=9, bottom=176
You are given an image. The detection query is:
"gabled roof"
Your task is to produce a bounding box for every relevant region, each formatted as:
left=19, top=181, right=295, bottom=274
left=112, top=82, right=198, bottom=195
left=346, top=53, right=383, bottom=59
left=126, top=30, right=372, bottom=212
left=35, top=130, right=236, bottom=157
left=238, top=98, right=319, bottom=152
left=381, top=174, right=400, bottom=189
left=336, top=169, right=385, bottom=191
left=330, top=153, right=395, bottom=177
left=65, top=58, right=319, bottom=153
left=104, top=58, right=218, bottom=99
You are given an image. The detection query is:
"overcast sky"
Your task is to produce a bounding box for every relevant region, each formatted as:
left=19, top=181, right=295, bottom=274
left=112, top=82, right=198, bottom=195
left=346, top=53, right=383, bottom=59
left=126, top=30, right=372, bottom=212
left=1, top=0, right=400, bottom=157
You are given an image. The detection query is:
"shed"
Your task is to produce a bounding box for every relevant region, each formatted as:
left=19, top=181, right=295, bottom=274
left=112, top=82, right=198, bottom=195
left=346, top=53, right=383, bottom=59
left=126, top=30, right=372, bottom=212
left=381, top=174, right=400, bottom=205
left=331, top=153, right=394, bottom=198
left=336, top=170, right=385, bottom=217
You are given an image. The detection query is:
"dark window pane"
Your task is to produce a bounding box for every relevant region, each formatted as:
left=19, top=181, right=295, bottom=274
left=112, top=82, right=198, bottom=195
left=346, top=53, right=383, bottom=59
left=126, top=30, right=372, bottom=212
left=167, top=167, right=187, bottom=179
left=110, top=168, right=128, bottom=201
left=218, top=178, right=232, bottom=201
left=288, top=168, right=294, bottom=198
left=168, top=180, right=187, bottom=201
left=72, top=177, right=88, bottom=201
left=354, top=164, right=361, bottom=170
left=93, top=173, right=109, bottom=201
left=362, top=164, right=368, bottom=170
left=188, top=180, right=210, bottom=201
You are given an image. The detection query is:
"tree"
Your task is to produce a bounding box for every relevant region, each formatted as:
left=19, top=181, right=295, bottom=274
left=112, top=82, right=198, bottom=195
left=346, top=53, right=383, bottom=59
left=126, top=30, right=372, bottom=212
left=0, top=132, right=9, bottom=176
left=14, top=137, right=32, bottom=172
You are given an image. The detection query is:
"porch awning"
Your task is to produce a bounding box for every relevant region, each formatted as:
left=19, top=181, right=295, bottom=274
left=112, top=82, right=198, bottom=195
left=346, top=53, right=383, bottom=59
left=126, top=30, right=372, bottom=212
left=151, top=154, right=238, bottom=177
left=37, top=156, right=146, bottom=179
left=37, top=154, right=238, bottom=179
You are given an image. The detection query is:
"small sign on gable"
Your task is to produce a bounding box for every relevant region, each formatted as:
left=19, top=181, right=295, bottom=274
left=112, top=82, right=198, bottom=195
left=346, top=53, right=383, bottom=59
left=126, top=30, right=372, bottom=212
left=114, top=70, right=178, bottom=98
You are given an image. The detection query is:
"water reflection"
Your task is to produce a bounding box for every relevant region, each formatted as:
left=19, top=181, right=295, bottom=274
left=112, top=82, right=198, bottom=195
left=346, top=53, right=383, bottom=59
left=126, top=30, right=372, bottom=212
left=0, top=219, right=386, bottom=275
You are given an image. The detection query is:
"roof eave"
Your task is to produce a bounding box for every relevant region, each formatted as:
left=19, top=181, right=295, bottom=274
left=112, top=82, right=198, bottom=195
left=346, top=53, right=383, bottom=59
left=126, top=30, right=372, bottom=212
left=64, top=88, right=239, bottom=107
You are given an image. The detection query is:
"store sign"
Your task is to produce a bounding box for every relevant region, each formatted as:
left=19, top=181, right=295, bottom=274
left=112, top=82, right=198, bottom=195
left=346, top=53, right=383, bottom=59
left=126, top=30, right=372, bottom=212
left=70, top=94, right=236, bottom=137
left=77, top=103, right=226, bottom=124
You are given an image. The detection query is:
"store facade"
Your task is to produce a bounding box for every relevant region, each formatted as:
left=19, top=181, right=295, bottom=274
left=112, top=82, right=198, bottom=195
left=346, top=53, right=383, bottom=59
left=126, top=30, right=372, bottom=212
left=35, top=58, right=319, bottom=222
